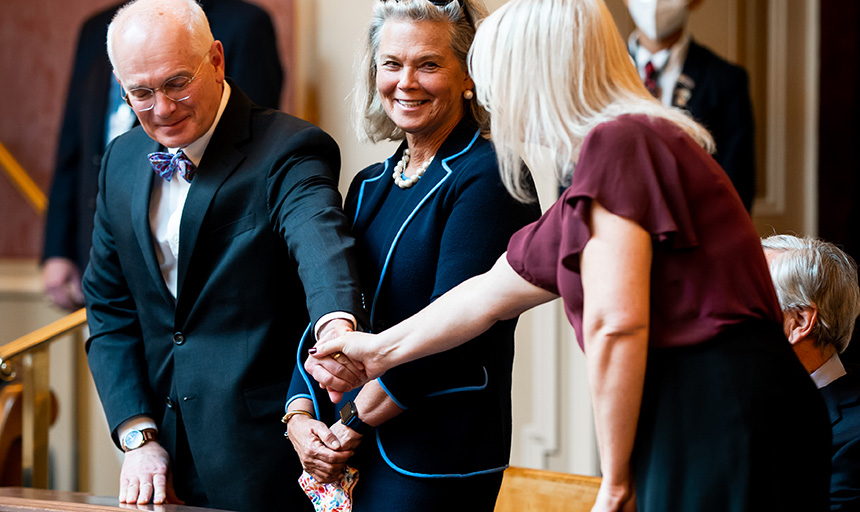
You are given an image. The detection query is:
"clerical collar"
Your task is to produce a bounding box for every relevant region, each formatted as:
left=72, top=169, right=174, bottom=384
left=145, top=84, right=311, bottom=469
left=810, top=352, right=847, bottom=389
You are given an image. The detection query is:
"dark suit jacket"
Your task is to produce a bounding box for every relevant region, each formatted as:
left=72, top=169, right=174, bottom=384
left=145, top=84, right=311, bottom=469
left=821, top=370, right=860, bottom=510
left=289, top=119, right=541, bottom=480
left=44, top=0, right=283, bottom=271
left=675, top=40, right=756, bottom=211
left=83, top=84, right=364, bottom=512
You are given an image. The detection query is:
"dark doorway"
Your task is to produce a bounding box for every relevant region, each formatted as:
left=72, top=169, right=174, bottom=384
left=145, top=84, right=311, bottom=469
left=818, top=0, right=860, bottom=366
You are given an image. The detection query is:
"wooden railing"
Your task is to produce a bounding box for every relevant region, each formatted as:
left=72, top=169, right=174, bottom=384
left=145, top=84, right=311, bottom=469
left=0, top=309, right=87, bottom=488
left=0, top=141, right=47, bottom=215
left=495, top=466, right=600, bottom=512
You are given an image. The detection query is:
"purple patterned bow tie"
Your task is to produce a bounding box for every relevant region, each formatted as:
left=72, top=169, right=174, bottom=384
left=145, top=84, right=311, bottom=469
left=148, top=150, right=197, bottom=183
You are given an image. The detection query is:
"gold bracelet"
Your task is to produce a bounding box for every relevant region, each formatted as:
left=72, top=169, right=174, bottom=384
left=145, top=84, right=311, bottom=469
left=282, top=410, right=314, bottom=440
left=282, top=410, right=314, bottom=424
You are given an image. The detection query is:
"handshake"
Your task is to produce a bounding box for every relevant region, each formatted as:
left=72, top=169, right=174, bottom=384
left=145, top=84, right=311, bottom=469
left=306, top=322, right=389, bottom=403
left=290, top=324, right=397, bottom=485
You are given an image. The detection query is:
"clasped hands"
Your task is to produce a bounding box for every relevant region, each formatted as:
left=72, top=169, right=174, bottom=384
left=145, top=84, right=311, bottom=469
left=306, top=323, right=388, bottom=403
left=286, top=411, right=364, bottom=483
left=288, top=322, right=391, bottom=483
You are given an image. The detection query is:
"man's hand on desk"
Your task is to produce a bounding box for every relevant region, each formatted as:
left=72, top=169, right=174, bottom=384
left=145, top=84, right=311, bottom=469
left=119, top=442, right=183, bottom=505
left=118, top=502, right=167, bottom=511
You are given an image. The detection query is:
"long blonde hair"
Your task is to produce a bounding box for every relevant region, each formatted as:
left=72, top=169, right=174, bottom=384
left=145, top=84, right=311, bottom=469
left=469, top=0, right=714, bottom=201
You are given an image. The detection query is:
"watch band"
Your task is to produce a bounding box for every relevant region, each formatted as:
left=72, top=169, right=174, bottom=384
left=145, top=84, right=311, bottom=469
left=122, top=428, right=158, bottom=452
left=339, top=400, right=371, bottom=436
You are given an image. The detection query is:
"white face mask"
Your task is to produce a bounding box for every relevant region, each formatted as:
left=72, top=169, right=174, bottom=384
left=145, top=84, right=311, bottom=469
left=627, top=0, right=690, bottom=41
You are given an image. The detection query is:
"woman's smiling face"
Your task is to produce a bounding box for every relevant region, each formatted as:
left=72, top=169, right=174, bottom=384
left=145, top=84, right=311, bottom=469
left=375, top=19, right=474, bottom=143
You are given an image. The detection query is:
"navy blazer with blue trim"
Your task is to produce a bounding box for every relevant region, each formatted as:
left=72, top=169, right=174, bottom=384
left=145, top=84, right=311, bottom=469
left=288, top=119, right=540, bottom=478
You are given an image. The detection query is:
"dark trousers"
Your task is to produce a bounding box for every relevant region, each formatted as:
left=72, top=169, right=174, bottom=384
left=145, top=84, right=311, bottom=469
left=634, top=321, right=831, bottom=512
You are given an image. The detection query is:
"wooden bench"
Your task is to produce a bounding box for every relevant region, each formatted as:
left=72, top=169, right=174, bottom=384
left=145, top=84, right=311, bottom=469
left=495, top=466, right=601, bottom=512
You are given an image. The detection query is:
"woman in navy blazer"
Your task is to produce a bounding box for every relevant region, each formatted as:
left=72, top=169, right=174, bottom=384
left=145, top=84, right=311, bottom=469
left=285, top=1, right=539, bottom=510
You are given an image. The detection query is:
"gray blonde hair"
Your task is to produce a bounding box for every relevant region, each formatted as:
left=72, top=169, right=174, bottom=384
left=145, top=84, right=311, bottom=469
left=469, top=0, right=715, bottom=202
left=353, top=0, right=490, bottom=143
left=107, top=0, right=214, bottom=75
left=762, top=234, right=860, bottom=353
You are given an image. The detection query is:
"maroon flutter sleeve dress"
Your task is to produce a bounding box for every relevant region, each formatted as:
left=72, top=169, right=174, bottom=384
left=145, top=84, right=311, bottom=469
left=504, top=114, right=831, bottom=511
left=507, top=114, right=781, bottom=350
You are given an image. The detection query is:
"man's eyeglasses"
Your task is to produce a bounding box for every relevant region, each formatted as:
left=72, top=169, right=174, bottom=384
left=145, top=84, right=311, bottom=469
left=121, top=54, right=209, bottom=112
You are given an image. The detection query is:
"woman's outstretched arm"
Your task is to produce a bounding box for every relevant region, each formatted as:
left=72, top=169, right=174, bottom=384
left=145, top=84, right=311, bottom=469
left=581, top=201, right=651, bottom=512
left=306, top=254, right=558, bottom=393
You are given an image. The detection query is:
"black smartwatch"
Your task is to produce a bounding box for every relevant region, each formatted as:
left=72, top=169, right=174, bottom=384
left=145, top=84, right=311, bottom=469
left=339, top=400, right=372, bottom=435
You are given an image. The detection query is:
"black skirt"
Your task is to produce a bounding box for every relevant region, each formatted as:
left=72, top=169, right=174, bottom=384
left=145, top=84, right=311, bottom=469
left=633, top=321, right=831, bottom=512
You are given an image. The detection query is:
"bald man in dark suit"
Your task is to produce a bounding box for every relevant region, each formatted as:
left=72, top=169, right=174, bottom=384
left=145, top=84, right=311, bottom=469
left=43, top=0, right=284, bottom=310
left=82, top=1, right=364, bottom=510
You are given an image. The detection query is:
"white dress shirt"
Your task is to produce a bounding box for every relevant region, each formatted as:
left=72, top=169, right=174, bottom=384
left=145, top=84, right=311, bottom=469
left=149, top=82, right=232, bottom=298
left=628, top=29, right=692, bottom=107
left=810, top=352, right=848, bottom=390
left=118, top=82, right=233, bottom=444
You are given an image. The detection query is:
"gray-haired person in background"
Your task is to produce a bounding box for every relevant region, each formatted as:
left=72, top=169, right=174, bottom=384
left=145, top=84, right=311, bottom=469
left=763, top=234, right=860, bottom=511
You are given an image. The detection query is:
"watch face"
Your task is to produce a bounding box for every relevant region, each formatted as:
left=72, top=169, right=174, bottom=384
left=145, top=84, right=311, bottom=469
left=124, top=430, right=143, bottom=450
left=339, top=401, right=356, bottom=424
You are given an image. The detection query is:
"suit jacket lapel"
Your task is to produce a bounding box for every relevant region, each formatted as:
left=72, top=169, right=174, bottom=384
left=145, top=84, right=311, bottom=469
left=351, top=151, right=399, bottom=233
left=175, top=83, right=250, bottom=302
left=353, top=120, right=478, bottom=234
left=352, top=143, right=452, bottom=246
left=822, top=374, right=860, bottom=427
left=131, top=138, right=176, bottom=306
left=393, top=119, right=479, bottom=222
left=674, top=40, right=704, bottom=110
left=353, top=120, right=479, bottom=324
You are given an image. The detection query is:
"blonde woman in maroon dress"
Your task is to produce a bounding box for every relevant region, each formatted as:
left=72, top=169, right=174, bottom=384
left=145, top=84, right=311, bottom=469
left=306, top=1, right=831, bottom=511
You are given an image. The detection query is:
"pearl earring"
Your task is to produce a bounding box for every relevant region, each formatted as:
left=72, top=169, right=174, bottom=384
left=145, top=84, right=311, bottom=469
left=463, top=90, right=474, bottom=100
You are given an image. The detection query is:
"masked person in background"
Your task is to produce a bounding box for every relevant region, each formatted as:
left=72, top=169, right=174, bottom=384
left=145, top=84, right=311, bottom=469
left=624, top=0, right=756, bottom=212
